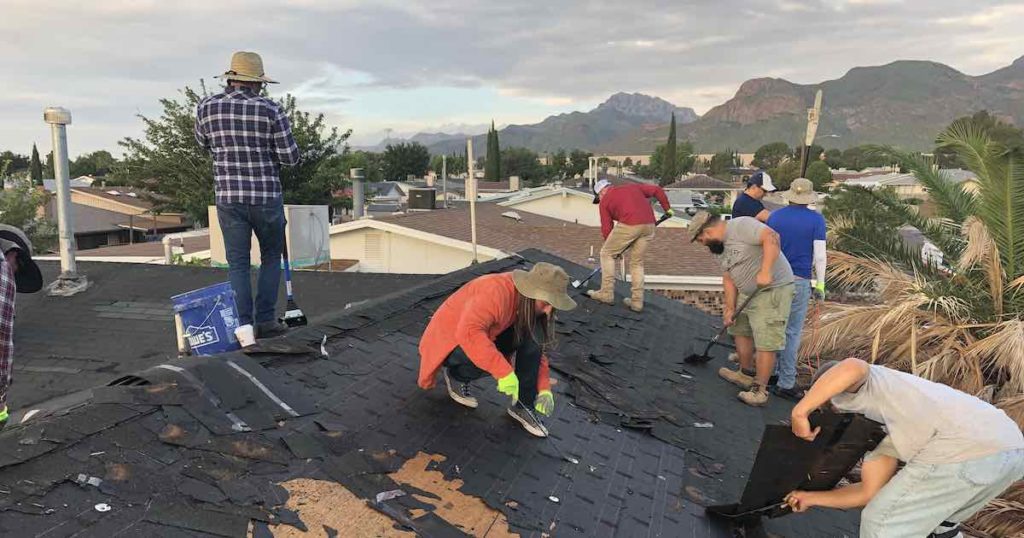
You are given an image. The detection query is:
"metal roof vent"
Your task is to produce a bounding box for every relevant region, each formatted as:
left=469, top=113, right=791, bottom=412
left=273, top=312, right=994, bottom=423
left=501, top=211, right=522, bottom=222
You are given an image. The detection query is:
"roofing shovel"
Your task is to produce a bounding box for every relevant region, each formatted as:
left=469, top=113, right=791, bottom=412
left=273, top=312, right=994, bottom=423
left=280, top=234, right=308, bottom=328
left=572, top=212, right=673, bottom=289
left=684, top=287, right=764, bottom=364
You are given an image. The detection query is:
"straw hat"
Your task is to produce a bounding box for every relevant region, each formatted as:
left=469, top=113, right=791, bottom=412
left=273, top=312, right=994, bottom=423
left=0, top=225, right=42, bottom=293
left=511, top=262, right=577, bottom=311
left=218, top=51, right=278, bottom=84
left=783, top=177, right=817, bottom=205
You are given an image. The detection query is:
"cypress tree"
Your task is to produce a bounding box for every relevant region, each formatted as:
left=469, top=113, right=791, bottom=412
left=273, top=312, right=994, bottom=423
left=662, top=113, right=677, bottom=186
left=485, top=120, right=502, bottom=181
left=30, top=144, right=43, bottom=184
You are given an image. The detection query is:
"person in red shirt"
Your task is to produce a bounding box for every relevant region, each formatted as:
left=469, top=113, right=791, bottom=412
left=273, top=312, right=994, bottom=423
left=587, top=180, right=672, bottom=312
left=418, top=262, right=576, bottom=437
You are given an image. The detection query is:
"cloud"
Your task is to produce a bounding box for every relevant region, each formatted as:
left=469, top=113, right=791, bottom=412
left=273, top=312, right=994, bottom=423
left=0, top=0, right=1021, bottom=154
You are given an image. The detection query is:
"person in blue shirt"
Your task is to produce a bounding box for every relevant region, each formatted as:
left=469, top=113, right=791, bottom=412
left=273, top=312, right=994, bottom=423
left=732, top=170, right=776, bottom=222
left=766, top=177, right=826, bottom=401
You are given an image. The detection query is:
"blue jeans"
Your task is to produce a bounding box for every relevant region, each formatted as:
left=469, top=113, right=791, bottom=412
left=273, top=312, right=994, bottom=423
left=776, top=278, right=811, bottom=389
left=217, top=202, right=285, bottom=326
left=861, top=449, right=1024, bottom=537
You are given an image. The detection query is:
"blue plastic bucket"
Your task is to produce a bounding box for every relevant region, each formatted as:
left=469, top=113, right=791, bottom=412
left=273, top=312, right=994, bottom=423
left=171, top=282, right=241, bottom=356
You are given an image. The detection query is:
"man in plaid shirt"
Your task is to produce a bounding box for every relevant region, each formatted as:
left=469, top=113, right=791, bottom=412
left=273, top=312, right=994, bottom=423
left=0, top=225, right=44, bottom=429
left=196, top=51, right=300, bottom=339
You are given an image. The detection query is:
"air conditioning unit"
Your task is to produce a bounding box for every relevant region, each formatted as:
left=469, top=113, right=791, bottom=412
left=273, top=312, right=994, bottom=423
left=408, top=188, right=436, bottom=210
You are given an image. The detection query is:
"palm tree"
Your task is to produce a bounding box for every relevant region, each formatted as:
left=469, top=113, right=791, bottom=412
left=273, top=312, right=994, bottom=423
left=811, top=118, right=1024, bottom=535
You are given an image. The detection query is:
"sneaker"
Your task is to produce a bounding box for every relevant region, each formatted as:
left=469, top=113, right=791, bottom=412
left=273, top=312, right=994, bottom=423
left=623, top=298, right=643, bottom=313
left=586, top=290, right=614, bottom=305
left=256, top=321, right=289, bottom=339
left=768, top=375, right=779, bottom=388
left=738, top=384, right=770, bottom=407
left=771, top=385, right=806, bottom=402
left=442, top=368, right=478, bottom=409
left=718, top=367, right=754, bottom=390
left=507, top=404, right=549, bottom=438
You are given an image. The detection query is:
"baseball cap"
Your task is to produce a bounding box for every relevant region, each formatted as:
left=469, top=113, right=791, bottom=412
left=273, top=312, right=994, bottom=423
left=592, top=179, right=611, bottom=204
left=687, top=210, right=714, bottom=242
left=747, top=171, right=776, bottom=192
left=0, top=225, right=43, bottom=293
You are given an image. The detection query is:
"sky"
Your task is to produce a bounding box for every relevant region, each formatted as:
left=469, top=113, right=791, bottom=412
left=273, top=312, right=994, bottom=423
left=2, top=0, right=1022, bottom=156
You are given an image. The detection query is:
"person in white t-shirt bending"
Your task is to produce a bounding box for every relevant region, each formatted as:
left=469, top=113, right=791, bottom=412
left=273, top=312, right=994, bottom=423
left=785, top=358, right=1024, bottom=538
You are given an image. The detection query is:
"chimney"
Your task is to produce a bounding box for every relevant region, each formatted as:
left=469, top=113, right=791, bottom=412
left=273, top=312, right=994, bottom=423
left=350, top=168, right=366, bottom=219
left=43, top=106, right=89, bottom=296
left=509, top=176, right=521, bottom=192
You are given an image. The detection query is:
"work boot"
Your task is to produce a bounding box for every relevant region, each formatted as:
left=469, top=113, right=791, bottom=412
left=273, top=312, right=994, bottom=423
left=623, top=298, right=643, bottom=313
left=771, top=385, right=806, bottom=402
left=442, top=367, right=478, bottom=409
left=718, top=367, right=754, bottom=390
left=586, top=290, right=614, bottom=305
left=738, top=384, right=770, bottom=407
left=507, top=404, right=549, bottom=438
left=728, top=352, right=738, bottom=364
left=256, top=321, right=288, bottom=339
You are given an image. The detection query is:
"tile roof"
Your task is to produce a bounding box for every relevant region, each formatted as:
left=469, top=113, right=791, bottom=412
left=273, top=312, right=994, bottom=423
left=377, top=202, right=721, bottom=277
left=0, top=252, right=863, bottom=536
left=72, top=187, right=160, bottom=211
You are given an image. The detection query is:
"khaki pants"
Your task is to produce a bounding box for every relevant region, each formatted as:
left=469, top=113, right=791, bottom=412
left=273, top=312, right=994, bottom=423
left=593, top=223, right=655, bottom=306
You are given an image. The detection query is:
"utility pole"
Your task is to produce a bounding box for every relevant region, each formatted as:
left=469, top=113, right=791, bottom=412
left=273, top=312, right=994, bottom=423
left=467, top=139, right=478, bottom=264
left=44, top=107, right=88, bottom=296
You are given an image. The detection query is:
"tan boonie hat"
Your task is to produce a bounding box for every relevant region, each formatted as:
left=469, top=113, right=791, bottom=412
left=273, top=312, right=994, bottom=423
left=218, top=51, right=278, bottom=84
left=511, top=262, right=577, bottom=311
left=687, top=210, right=714, bottom=242
left=783, top=177, right=817, bottom=205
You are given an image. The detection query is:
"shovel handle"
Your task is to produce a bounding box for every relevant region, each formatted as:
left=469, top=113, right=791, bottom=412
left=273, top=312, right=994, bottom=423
left=701, top=287, right=767, bottom=355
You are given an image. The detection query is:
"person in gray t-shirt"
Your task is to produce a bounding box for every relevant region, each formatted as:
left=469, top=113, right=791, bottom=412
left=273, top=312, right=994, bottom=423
left=785, top=358, right=1024, bottom=537
left=689, top=212, right=795, bottom=407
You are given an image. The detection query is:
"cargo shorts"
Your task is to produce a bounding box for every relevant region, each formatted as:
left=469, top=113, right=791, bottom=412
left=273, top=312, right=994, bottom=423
left=727, top=283, right=795, bottom=352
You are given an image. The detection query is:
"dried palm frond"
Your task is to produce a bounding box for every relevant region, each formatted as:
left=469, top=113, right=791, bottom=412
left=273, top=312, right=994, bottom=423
left=996, top=393, right=1024, bottom=430
left=828, top=251, right=916, bottom=298
left=960, top=216, right=1005, bottom=316
left=965, top=319, right=1024, bottom=394
left=965, top=486, right=1024, bottom=538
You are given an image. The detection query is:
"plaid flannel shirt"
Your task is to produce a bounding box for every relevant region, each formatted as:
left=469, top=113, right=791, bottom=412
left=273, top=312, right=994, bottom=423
left=0, top=257, right=16, bottom=409
left=195, top=87, right=300, bottom=205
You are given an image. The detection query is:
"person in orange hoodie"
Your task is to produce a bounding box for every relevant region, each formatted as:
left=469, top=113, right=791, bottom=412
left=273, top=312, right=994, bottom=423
left=418, top=262, right=577, bottom=437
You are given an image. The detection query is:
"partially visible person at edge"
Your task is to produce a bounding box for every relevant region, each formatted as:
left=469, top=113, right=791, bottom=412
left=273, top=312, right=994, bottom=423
left=0, top=225, right=44, bottom=429
left=765, top=177, right=826, bottom=401
left=195, top=51, right=300, bottom=340
left=586, top=179, right=673, bottom=313
left=732, top=170, right=776, bottom=222
left=689, top=211, right=795, bottom=407
left=417, top=263, right=577, bottom=438
left=785, top=359, right=1024, bottom=538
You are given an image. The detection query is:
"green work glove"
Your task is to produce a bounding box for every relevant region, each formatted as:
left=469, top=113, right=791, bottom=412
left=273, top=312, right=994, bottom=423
left=812, top=280, right=825, bottom=300
left=0, top=406, right=8, bottom=430
left=535, top=391, right=555, bottom=416
left=497, top=372, right=520, bottom=401
left=665, top=208, right=675, bottom=217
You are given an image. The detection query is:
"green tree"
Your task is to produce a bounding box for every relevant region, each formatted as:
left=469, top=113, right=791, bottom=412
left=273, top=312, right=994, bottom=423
left=0, top=152, right=29, bottom=175
left=70, top=150, right=118, bottom=177
left=547, top=149, right=568, bottom=180
left=708, top=150, right=739, bottom=180
left=567, top=150, right=592, bottom=179
left=812, top=118, right=1024, bottom=445
left=0, top=175, right=56, bottom=253
left=804, top=160, right=832, bottom=191
left=768, top=160, right=801, bottom=190
left=484, top=121, right=501, bottom=181
left=662, top=113, right=677, bottom=186
left=824, top=148, right=843, bottom=169
left=840, top=145, right=893, bottom=171
left=117, top=82, right=348, bottom=224
left=650, top=141, right=696, bottom=183
left=935, top=111, right=1024, bottom=168
left=44, top=151, right=54, bottom=179
left=623, top=156, right=633, bottom=168
left=382, top=142, right=430, bottom=181
left=753, top=142, right=792, bottom=169
left=29, top=144, right=43, bottom=185
left=502, top=147, right=549, bottom=186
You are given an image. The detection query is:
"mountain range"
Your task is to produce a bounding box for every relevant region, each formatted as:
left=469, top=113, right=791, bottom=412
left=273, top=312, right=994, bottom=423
left=371, top=56, right=1024, bottom=155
